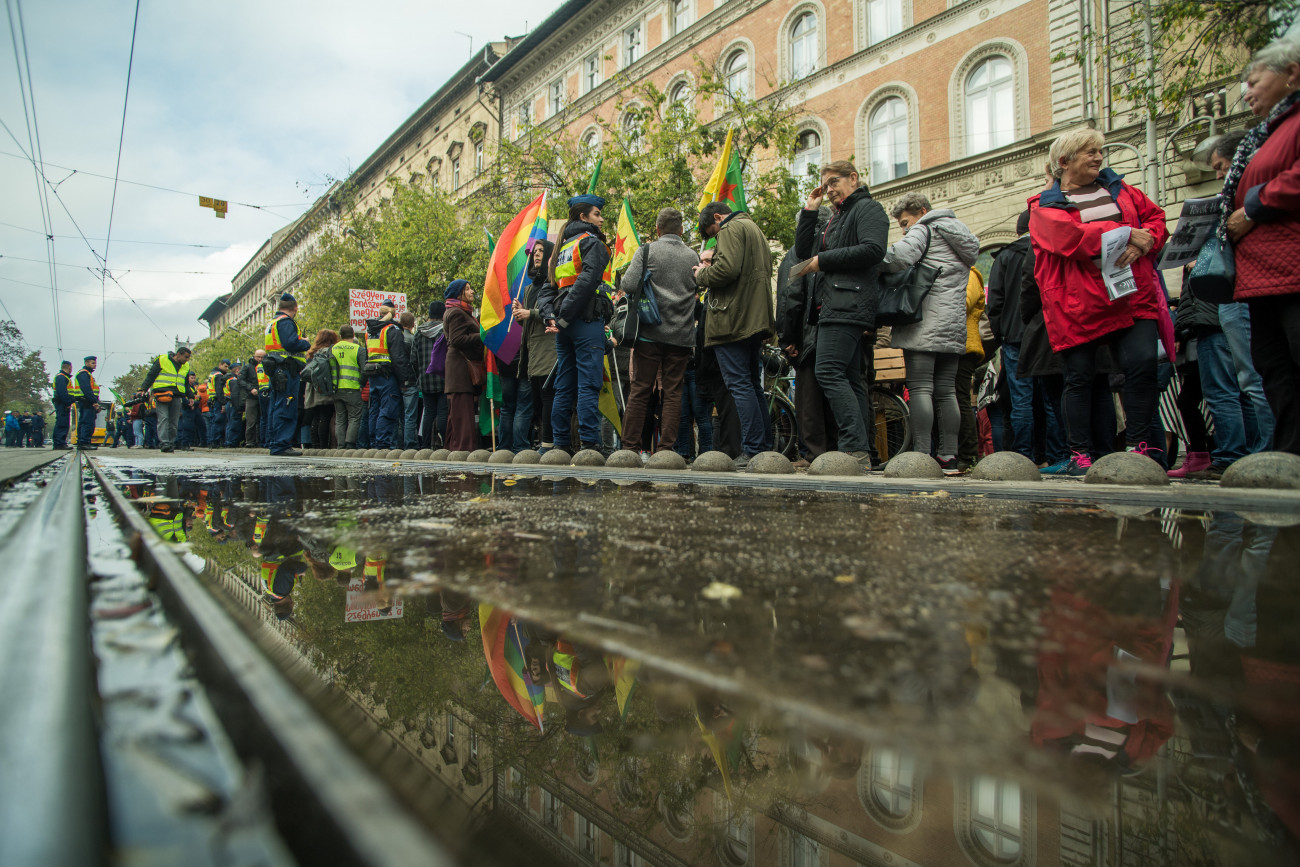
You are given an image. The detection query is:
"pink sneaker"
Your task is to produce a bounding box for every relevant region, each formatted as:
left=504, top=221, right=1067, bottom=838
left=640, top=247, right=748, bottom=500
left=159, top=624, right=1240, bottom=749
left=1064, top=451, right=1092, bottom=477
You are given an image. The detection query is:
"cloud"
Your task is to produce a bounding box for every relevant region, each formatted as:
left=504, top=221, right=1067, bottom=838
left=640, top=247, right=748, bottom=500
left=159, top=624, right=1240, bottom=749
left=1, top=0, right=556, bottom=386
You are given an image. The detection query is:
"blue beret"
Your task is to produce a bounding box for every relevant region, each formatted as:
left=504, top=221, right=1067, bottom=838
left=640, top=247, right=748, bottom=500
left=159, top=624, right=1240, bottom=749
left=280, top=293, right=297, bottom=305
left=441, top=620, right=467, bottom=641
left=567, top=194, right=606, bottom=210
left=444, top=279, right=468, bottom=300
left=382, top=298, right=396, bottom=307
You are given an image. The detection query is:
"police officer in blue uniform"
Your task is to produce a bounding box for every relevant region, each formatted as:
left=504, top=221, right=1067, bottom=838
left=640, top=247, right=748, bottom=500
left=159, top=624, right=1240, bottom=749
left=73, top=356, right=102, bottom=450
left=264, top=293, right=311, bottom=456
left=51, top=360, right=74, bottom=450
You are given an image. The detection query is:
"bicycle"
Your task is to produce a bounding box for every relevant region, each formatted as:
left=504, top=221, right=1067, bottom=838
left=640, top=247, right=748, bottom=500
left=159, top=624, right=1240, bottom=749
left=870, top=348, right=913, bottom=461
left=761, top=346, right=800, bottom=459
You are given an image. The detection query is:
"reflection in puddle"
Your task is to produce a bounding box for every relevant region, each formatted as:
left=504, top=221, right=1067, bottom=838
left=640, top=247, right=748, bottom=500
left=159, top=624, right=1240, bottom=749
left=111, top=463, right=1299, bottom=865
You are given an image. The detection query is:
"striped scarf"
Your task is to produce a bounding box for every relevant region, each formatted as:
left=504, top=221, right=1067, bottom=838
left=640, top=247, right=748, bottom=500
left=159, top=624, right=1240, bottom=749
left=1218, top=88, right=1300, bottom=241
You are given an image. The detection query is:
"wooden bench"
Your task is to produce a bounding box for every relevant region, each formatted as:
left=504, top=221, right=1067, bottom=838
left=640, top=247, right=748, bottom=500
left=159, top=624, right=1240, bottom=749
left=873, top=347, right=906, bottom=382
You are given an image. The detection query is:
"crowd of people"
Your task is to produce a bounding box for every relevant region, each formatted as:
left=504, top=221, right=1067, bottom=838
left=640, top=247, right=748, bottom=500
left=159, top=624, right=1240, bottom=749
left=105, top=38, right=1297, bottom=476
left=2, top=410, right=45, bottom=448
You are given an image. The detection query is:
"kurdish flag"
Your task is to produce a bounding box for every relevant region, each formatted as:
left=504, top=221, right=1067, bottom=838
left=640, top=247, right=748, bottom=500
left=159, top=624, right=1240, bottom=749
left=697, top=128, right=748, bottom=213
left=602, top=197, right=641, bottom=286
left=479, top=603, right=546, bottom=731
left=480, top=191, right=549, bottom=364
left=478, top=350, right=503, bottom=437
left=599, top=356, right=622, bottom=436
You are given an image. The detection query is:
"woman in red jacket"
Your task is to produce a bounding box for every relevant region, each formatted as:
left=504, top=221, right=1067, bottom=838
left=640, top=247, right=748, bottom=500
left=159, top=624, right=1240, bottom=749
left=1028, top=127, right=1169, bottom=475
left=1223, top=38, right=1300, bottom=456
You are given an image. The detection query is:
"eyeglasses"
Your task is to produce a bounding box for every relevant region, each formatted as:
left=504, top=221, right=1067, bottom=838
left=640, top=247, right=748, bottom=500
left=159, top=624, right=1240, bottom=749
left=823, top=175, right=852, bottom=187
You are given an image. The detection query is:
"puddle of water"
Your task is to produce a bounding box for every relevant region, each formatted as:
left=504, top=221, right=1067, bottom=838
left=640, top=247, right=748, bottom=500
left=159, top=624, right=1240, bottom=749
left=105, top=461, right=1300, bottom=866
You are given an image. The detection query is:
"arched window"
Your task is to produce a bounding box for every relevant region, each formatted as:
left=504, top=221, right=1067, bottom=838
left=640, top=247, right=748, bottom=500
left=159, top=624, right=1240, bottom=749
left=789, top=11, right=818, bottom=80
left=724, top=50, right=749, bottom=107
left=669, top=80, right=692, bottom=112
left=866, top=0, right=904, bottom=45
left=622, top=112, right=644, bottom=153
left=970, top=776, right=1021, bottom=861
left=791, top=129, right=822, bottom=183
left=869, top=96, right=909, bottom=182
left=965, top=56, right=1015, bottom=155
left=869, top=749, right=915, bottom=817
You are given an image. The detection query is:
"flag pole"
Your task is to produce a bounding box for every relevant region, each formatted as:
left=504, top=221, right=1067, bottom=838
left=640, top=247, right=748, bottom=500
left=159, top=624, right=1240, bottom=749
left=490, top=398, right=497, bottom=451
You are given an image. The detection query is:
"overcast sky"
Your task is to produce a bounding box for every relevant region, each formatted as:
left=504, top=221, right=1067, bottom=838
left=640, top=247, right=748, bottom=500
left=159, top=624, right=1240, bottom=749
left=0, top=0, right=559, bottom=389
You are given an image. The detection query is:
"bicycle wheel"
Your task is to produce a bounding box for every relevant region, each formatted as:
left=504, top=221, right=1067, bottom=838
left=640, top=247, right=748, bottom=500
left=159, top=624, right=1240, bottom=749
left=766, top=389, right=800, bottom=459
left=871, top=389, right=912, bottom=460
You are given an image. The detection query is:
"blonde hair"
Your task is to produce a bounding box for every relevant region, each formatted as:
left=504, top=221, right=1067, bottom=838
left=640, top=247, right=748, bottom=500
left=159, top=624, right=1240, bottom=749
left=1047, top=127, right=1105, bottom=179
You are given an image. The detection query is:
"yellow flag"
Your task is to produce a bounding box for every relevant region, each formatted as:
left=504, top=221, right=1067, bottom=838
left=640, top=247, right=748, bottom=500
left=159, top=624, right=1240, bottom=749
left=697, top=128, right=736, bottom=211
left=603, top=196, right=641, bottom=285
left=599, top=356, right=622, bottom=436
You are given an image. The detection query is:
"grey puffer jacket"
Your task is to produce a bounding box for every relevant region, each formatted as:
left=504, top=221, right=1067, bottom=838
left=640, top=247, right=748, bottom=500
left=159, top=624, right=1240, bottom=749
left=883, top=209, right=980, bottom=355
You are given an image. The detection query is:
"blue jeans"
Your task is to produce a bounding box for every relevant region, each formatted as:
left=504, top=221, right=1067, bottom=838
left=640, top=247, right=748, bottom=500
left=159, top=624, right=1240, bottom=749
left=714, top=335, right=772, bottom=457
left=1217, top=301, right=1275, bottom=452
left=504, top=375, right=533, bottom=452
left=551, top=318, right=606, bottom=448
left=268, top=370, right=301, bottom=454
left=368, top=373, right=401, bottom=449
left=259, top=394, right=270, bottom=446
left=675, top=368, right=713, bottom=459
left=402, top=386, right=421, bottom=449
left=1000, top=343, right=1035, bottom=458
left=225, top=401, right=243, bottom=446
left=1197, top=331, right=1250, bottom=465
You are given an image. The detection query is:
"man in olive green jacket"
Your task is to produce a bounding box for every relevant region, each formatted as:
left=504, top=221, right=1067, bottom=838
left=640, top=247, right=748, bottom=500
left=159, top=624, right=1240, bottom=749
left=694, top=202, right=776, bottom=466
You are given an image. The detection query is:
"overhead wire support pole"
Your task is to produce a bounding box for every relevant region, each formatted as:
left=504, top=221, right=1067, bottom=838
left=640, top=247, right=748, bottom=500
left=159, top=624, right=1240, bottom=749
left=101, top=0, right=143, bottom=360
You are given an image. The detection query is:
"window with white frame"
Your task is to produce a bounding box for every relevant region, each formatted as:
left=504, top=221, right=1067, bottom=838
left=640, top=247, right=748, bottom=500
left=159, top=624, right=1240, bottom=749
left=622, top=111, right=644, bottom=153
left=474, top=142, right=484, bottom=176
left=791, top=129, right=822, bottom=184
left=790, top=11, right=819, bottom=80
left=866, top=0, right=904, bottom=45
left=717, top=811, right=752, bottom=865
left=869, top=749, right=916, bottom=816
left=790, top=832, right=820, bottom=867
left=869, top=96, right=909, bottom=182
left=970, top=776, right=1022, bottom=860
left=624, top=22, right=642, bottom=66
left=964, top=56, right=1015, bottom=155
left=517, top=101, right=532, bottom=139
left=507, top=767, right=525, bottom=803
left=724, top=50, right=749, bottom=107
left=542, top=790, right=561, bottom=831
left=584, top=53, right=601, bottom=93
left=614, top=843, right=645, bottom=867
left=668, top=80, right=692, bottom=113
left=468, top=729, right=480, bottom=762
left=672, top=0, right=692, bottom=34
left=451, top=158, right=460, bottom=189
left=576, top=814, right=597, bottom=855
left=550, top=78, right=566, bottom=116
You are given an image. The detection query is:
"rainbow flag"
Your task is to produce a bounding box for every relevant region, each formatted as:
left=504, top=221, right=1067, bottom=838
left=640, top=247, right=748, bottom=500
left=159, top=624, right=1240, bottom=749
left=479, top=603, right=545, bottom=731
left=480, top=191, right=549, bottom=364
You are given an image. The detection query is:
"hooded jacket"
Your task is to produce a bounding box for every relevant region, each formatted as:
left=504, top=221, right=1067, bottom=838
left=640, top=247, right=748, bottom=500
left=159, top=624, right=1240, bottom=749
left=1028, top=168, right=1168, bottom=352
left=986, top=235, right=1031, bottom=345
left=521, top=241, right=559, bottom=379
left=364, top=317, right=415, bottom=385
left=794, top=186, right=889, bottom=329
left=411, top=320, right=445, bottom=395
left=693, top=211, right=775, bottom=348
left=883, top=208, right=981, bottom=355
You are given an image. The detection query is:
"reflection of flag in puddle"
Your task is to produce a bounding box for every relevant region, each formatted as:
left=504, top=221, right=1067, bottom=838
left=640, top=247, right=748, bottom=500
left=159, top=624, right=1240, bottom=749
left=480, top=604, right=545, bottom=731
left=605, top=655, right=642, bottom=720
left=694, top=700, right=743, bottom=802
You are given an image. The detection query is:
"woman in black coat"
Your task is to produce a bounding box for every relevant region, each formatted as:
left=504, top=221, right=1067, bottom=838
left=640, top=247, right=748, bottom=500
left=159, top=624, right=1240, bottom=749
left=793, top=159, right=889, bottom=467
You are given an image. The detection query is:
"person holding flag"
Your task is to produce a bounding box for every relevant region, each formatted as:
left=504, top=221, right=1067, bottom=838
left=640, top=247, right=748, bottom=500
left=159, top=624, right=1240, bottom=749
left=694, top=139, right=775, bottom=467
left=442, top=279, right=485, bottom=451
left=542, top=193, right=613, bottom=455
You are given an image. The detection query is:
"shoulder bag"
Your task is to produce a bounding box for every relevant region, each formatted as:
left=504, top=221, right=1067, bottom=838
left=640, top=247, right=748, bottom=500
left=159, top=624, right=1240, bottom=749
left=875, top=225, right=942, bottom=327
left=1187, top=233, right=1235, bottom=305
left=637, top=245, right=662, bottom=326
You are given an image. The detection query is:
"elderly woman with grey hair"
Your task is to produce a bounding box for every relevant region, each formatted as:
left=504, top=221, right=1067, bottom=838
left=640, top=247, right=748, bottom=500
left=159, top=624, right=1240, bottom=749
left=1028, top=125, right=1169, bottom=474
left=881, top=192, right=980, bottom=473
left=1218, top=37, right=1300, bottom=455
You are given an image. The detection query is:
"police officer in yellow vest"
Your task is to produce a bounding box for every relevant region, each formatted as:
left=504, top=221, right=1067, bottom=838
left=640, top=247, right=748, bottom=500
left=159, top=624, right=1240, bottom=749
left=51, top=360, right=74, bottom=450
left=139, top=346, right=193, bottom=453
left=238, top=348, right=267, bottom=448
left=264, top=292, right=311, bottom=456
left=363, top=300, right=414, bottom=450
left=70, top=355, right=102, bottom=449
left=539, top=194, right=613, bottom=454
left=332, top=324, right=367, bottom=448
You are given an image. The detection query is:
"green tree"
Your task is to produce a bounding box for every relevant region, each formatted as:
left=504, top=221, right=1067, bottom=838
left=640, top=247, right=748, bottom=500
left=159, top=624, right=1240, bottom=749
left=1074, top=0, right=1299, bottom=117
left=111, top=362, right=152, bottom=401
left=189, top=327, right=260, bottom=385
left=0, top=321, right=51, bottom=412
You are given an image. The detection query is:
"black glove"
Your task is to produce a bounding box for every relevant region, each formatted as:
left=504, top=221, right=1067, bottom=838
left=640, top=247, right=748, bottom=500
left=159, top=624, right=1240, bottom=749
left=274, top=369, right=289, bottom=392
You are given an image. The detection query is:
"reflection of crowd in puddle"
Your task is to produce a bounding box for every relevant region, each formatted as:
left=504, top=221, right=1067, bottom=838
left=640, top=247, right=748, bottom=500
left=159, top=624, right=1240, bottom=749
left=124, top=468, right=1300, bottom=861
